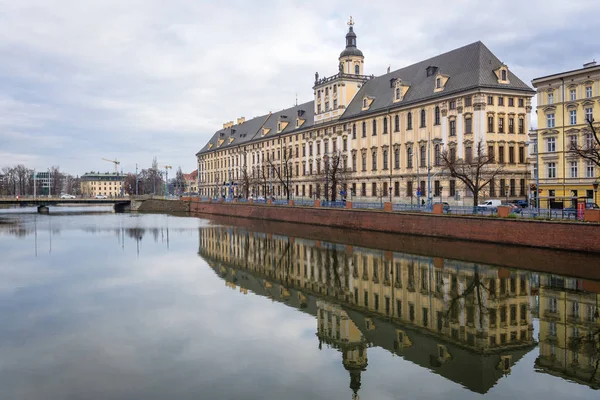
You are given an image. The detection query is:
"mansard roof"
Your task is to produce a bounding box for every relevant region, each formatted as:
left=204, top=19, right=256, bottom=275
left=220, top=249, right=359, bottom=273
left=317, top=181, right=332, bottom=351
left=340, top=41, right=534, bottom=121
left=197, top=101, right=315, bottom=155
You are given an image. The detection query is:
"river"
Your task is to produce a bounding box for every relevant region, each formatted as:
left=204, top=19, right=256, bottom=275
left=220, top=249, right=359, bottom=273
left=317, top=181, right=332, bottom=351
left=0, top=210, right=598, bottom=399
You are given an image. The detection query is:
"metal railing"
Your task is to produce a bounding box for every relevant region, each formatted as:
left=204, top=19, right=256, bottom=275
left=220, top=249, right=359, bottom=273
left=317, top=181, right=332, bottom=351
left=352, top=202, right=384, bottom=210
left=321, top=201, right=346, bottom=208
left=273, top=199, right=289, bottom=206
left=294, top=199, right=314, bottom=207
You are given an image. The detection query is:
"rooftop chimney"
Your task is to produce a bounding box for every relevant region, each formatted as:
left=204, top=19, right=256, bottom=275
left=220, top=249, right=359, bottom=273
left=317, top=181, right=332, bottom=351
left=237, top=117, right=246, bottom=124
left=583, top=60, right=597, bottom=68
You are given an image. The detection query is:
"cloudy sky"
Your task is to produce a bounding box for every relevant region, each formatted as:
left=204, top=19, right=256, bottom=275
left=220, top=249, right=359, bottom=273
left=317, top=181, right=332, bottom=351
left=0, top=0, right=597, bottom=176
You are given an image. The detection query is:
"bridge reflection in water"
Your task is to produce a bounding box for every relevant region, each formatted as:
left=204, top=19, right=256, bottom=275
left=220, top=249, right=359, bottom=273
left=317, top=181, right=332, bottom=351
left=196, top=224, right=599, bottom=396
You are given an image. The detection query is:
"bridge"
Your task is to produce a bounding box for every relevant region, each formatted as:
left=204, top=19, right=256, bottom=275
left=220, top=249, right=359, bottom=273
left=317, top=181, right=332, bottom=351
left=0, top=198, right=132, bottom=213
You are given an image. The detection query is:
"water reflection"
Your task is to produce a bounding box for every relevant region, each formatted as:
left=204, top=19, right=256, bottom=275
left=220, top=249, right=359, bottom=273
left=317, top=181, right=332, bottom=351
left=198, top=225, right=600, bottom=394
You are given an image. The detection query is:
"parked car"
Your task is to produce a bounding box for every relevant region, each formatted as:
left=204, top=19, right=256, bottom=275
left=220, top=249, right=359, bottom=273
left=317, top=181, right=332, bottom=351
left=510, top=199, right=528, bottom=208
left=60, top=194, right=76, bottom=199
left=476, top=200, right=502, bottom=211
left=564, top=202, right=600, bottom=217
left=95, top=194, right=108, bottom=199
left=257, top=195, right=265, bottom=201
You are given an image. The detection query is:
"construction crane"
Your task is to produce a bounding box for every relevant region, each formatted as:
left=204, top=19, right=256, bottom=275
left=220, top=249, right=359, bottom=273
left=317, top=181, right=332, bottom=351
left=101, top=158, right=121, bottom=173
left=162, top=165, right=172, bottom=197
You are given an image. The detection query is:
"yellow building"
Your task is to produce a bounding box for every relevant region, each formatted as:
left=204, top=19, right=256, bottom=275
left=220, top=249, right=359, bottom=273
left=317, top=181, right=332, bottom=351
left=80, top=172, right=124, bottom=198
left=198, top=225, right=537, bottom=395
left=531, top=62, right=600, bottom=208
left=197, top=19, right=535, bottom=204
left=536, top=274, right=600, bottom=387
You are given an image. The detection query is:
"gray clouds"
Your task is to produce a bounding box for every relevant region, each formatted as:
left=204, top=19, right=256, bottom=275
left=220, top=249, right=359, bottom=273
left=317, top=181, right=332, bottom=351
left=0, top=0, right=597, bottom=174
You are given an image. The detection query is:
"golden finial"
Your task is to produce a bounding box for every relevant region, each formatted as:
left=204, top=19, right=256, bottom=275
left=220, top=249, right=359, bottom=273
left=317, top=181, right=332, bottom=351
left=348, top=16, right=354, bottom=26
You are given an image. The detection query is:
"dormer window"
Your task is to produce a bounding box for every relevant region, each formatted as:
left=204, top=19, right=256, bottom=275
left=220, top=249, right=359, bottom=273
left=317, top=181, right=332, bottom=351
left=395, top=87, right=401, bottom=100
left=501, top=70, right=507, bottom=81
left=434, top=73, right=449, bottom=93
left=363, top=98, right=367, bottom=107
left=495, top=65, right=510, bottom=84
left=436, top=78, right=441, bottom=89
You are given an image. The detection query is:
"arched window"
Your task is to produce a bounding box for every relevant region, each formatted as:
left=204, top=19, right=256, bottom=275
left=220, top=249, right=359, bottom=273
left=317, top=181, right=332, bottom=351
left=383, top=117, right=388, bottom=134
left=372, top=119, right=377, bottom=136
left=407, top=147, right=413, bottom=168
left=436, top=77, right=441, bottom=89
left=501, top=69, right=507, bottom=81
left=407, top=112, right=413, bottom=130
left=394, top=115, right=400, bottom=132
left=355, top=64, right=360, bottom=75
left=363, top=98, right=367, bottom=108
left=352, top=123, right=357, bottom=139
left=361, top=121, right=366, bottom=137
left=420, top=145, right=426, bottom=167
left=395, top=87, right=400, bottom=100
left=420, top=109, right=426, bottom=128
left=434, top=106, right=440, bottom=125
left=394, top=148, right=400, bottom=169
left=435, top=144, right=441, bottom=166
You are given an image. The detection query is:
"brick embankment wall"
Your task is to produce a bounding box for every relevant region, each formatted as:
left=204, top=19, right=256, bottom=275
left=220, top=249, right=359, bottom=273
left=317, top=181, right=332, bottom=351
left=136, top=199, right=189, bottom=213
left=186, top=200, right=600, bottom=254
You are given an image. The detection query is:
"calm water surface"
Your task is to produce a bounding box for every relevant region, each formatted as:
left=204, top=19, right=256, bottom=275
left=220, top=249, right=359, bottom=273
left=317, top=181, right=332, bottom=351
left=0, top=211, right=598, bottom=399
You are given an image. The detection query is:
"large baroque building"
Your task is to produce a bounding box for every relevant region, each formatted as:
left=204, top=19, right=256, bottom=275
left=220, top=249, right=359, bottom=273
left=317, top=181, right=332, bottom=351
left=531, top=62, right=600, bottom=208
left=197, top=20, right=535, bottom=202
left=80, top=172, right=124, bottom=198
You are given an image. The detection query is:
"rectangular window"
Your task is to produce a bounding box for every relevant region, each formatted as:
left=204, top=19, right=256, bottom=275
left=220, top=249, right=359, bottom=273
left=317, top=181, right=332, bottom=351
left=465, top=97, right=472, bottom=106
left=343, top=138, right=347, bottom=151
left=361, top=153, right=366, bottom=171
left=487, top=95, right=494, bottom=105
left=352, top=156, right=356, bottom=172
left=407, top=148, right=413, bottom=168
left=547, top=162, right=556, bottom=178
left=488, top=116, right=494, bottom=132
left=547, top=113, right=555, bottom=128
left=498, top=146, right=505, bottom=163
left=547, top=137, right=556, bottom=152
left=586, top=86, right=592, bottom=98
left=333, top=99, right=337, bottom=109
left=570, top=110, right=577, bottom=125
left=394, top=181, right=399, bottom=196
left=500, top=179, right=506, bottom=196
left=508, top=97, right=514, bottom=107
left=434, top=180, right=441, bottom=196
left=498, top=96, right=504, bottom=106
left=570, top=161, right=578, bottom=178
left=465, top=146, right=472, bottom=162
left=518, top=146, right=525, bottom=163
left=465, top=117, right=472, bottom=134
left=509, top=147, right=515, bottom=164
left=508, top=118, right=514, bottom=133
left=449, top=180, right=456, bottom=196
left=372, top=182, right=377, bottom=197
left=372, top=119, right=377, bottom=136
left=450, top=120, right=456, bottom=136
left=587, top=161, right=595, bottom=178
left=394, top=148, right=400, bottom=169
left=361, top=182, right=366, bottom=196
left=547, top=92, right=554, bottom=104
left=570, top=88, right=576, bottom=101
left=407, top=181, right=413, bottom=197
left=383, top=150, right=388, bottom=170
left=585, top=107, right=593, bottom=123
left=518, top=98, right=524, bottom=107
left=488, top=146, right=495, bottom=162
left=498, top=117, right=504, bottom=133
left=510, top=179, right=516, bottom=196
left=518, top=118, right=524, bottom=134
left=372, top=151, right=377, bottom=171
left=520, top=179, right=525, bottom=196
left=449, top=100, right=456, bottom=110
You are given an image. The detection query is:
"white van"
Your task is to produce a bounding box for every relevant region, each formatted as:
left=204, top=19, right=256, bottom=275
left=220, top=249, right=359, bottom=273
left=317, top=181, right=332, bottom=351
left=477, top=200, right=502, bottom=209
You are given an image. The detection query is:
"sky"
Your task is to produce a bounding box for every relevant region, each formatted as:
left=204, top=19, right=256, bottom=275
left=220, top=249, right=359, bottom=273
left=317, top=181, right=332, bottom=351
left=0, top=0, right=597, bottom=176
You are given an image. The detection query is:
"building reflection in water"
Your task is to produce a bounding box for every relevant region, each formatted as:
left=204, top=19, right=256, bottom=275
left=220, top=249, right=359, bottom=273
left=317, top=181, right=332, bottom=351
left=536, top=274, right=600, bottom=387
left=195, top=225, right=599, bottom=396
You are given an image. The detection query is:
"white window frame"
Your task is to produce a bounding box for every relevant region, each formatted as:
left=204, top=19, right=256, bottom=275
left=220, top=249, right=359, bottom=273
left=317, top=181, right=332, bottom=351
left=547, top=137, right=556, bottom=152
left=586, top=86, right=592, bottom=98
left=587, top=161, right=595, bottom=178
left=570, top=88, right=577, bottom=101
left=547, top=113, right=555, bottom=128
left=547, top=162, right=556, bottom=178
left=570, top=110, right=577, bottom=125
left=585, top=107, right=593, bottom=123
left=570, top=161, right=578, bottom=178
left=547, top=93, right=554, bottom=104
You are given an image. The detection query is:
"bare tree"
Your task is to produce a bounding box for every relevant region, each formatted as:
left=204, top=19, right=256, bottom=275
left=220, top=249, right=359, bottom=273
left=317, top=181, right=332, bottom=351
left=314, top=153, right=349, bottom=201
left=440, top=140, right=504, bottom=208
left=49, top=166, right=64, bottom=196
left=569, top=118, right=600, bottom=173
left=266, top=149, right=293, bottom=200
left=173, top=167, right=186, bottom=194
left=237, top=164, right=256, bottom=198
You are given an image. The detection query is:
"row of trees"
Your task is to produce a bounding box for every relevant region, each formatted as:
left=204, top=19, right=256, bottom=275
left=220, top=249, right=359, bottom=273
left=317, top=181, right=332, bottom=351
left=122, top=158, right=188, bottom=196
left=0, top=165, right=76, bottom=197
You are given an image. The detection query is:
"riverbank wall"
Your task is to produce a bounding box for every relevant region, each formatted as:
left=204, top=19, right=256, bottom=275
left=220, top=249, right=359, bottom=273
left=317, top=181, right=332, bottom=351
left=134, top=198, right=189, bottom=213
left=180, top=198, right=600, bottom=254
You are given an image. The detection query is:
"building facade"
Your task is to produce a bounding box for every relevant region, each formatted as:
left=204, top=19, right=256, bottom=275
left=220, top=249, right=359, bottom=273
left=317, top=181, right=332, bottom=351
left=531, top=62, right=600, bottom=208
left=80, top=172, right=124, bottom=197
left=197, top=20, right=535, bottom=204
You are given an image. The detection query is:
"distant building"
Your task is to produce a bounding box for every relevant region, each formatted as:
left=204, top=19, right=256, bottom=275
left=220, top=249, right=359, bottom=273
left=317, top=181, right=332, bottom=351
left=33, top=171, right=53, bottom=196
left=531, top=62, right=600, bottom=208
left=80, top=172, right=124, bottom=197
left=184, top=170, right=198, bottom=193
